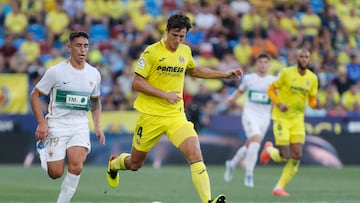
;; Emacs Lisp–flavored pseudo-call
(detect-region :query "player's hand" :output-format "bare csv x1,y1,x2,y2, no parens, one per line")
94,127,105,145
226,69,243,79
277,103,289,112
35,122,49,142
165,91,182,104
314,102,326,110
224,97,234,105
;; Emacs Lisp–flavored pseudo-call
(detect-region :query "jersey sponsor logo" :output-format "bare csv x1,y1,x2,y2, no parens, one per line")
248,90,271,104
55,89,90,111
290,85,308,93
156,66,184,73
66,94,88,106
137,57,145,69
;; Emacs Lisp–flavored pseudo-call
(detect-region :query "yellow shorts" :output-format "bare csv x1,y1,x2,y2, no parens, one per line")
133,113,197,152
272,118,306,145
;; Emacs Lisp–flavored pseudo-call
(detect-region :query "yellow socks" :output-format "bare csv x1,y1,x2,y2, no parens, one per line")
111,153,130,170
191,161,211,203
276,159,300,189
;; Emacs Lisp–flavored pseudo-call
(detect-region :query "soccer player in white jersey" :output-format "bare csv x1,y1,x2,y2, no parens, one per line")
30,31,105,203
224,53,276,187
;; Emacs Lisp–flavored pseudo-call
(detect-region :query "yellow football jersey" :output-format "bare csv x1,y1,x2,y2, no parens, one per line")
272,66,318,120
134,39,195,116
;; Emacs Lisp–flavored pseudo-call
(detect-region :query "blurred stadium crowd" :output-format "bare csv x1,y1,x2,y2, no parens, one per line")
1,0,360,131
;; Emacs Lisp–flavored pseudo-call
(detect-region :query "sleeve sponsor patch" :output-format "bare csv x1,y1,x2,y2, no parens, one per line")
137,57,145,69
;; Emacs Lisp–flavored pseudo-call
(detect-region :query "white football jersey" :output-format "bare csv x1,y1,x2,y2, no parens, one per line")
36,60,101,121
239,73,276,120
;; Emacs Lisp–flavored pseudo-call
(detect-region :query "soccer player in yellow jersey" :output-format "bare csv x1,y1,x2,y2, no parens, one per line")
106,13,242,203
260,49,324,197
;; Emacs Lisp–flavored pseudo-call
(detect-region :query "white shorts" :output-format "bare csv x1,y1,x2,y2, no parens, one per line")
241,113,270,140
44,119,91,162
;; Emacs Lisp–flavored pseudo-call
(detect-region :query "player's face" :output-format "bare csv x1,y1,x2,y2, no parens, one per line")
166,28,187,51
256,58,269,75
297,51,311,70
68,36,89,65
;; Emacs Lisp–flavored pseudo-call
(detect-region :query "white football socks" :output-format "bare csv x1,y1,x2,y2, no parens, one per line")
245,142,260,176
57,172,80,203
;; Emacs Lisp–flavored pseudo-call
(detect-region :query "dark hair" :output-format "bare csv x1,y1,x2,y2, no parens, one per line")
69,31,89,42
257,53,270,61
166,13,192,32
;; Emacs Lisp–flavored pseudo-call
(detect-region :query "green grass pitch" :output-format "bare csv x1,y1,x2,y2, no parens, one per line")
0,164,359,203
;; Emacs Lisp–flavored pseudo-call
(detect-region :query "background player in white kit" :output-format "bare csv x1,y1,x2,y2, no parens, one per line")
30,31,105,203
224,53,276,187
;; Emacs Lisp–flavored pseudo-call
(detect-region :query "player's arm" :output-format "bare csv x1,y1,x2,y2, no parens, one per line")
308,95,324,109
90,96,105,145
29,88,48,142
187,66,243,79
227,88,244,104
267,83,288,112
132,73,181,104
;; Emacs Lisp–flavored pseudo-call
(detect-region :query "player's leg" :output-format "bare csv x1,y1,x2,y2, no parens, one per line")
168,116,223,203
224,144,247,182
178,135,212,203
272,121,305,196
244,136,261,187
261,120,289,164
57,146,87,203
224,115,254,183
107,113,162,188
46,137,68,179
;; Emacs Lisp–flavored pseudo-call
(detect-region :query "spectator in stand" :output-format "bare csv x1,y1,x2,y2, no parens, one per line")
20,0,43,24
45,1,70,46
299,5,322,43
83,0,109,29
318,84,341,112
268,20,291,56
334,0,352,17
217,3,239,41
251,31,278,60
278,9,300,40
45,48,66,70
62,0,83,19
212,32,233,60
320,5,344,48
185,24,206,56
338,7,360,38
230,0,251,17
341,83,360,111
0,34,17,71
233,35,252,69
116,65,134,99
331,65,355,95
9,52,28,73
19,32,41,63
346,52,360,83
241,6,268,39
194,4,217,31
130,5,154,32
4,1,28,37
106,0,125,27
196,41,219,69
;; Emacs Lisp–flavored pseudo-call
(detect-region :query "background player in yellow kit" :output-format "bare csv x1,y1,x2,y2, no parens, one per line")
261,48,324,197
106,13,242,203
